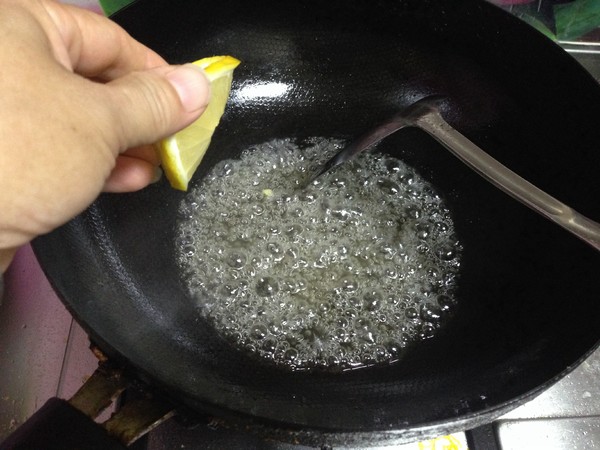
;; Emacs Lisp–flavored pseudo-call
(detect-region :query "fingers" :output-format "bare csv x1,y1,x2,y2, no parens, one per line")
121,144,160,166
103,154,161,193
103,144,161,193
103,63,210,151
40,0,166,79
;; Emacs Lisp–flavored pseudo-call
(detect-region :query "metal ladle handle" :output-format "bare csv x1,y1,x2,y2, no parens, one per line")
415,108,600,252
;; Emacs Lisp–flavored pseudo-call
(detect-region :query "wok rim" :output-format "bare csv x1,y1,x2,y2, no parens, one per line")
31,0,600,444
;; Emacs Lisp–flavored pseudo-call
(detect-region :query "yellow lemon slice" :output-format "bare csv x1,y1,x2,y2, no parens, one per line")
157,55,241,191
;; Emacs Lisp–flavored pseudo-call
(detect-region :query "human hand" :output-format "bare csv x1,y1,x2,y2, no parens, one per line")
0,0,210,271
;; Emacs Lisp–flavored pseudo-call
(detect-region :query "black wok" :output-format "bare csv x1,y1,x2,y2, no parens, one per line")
25,0,600,446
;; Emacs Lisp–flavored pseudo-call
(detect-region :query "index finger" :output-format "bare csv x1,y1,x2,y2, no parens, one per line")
42,0,167,80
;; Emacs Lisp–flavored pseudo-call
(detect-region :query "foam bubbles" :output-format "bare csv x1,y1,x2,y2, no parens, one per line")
177,137,462,372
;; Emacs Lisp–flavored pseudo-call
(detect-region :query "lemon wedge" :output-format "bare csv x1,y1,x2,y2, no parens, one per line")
157,55,240,191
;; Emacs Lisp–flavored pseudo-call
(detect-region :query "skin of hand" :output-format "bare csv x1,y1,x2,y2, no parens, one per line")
0,0,210,272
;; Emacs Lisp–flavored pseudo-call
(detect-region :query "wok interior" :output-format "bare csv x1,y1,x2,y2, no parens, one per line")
35,0,600,436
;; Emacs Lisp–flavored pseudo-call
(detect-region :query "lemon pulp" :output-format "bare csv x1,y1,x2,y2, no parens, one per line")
157,55,240,191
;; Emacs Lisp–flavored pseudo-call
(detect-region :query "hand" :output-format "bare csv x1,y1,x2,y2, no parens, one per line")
0,0,210,271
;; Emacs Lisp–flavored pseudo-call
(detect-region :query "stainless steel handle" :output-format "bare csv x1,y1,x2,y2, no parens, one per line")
416,110,600,251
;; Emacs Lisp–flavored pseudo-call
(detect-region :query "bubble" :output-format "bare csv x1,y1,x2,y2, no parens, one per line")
364,291,382,311
404,206,421,219
182,245,195,257
332,208,351,222
420,303,443,322
359,328,376,344
284,348,299,361
341,278,358,293
438,295,456,311
220,283,238,297
419,322,436,339
250,256,263,269
255,277,279,297
386,341,402,355
267,242,284,259
354,316,372,330
332,178,347,189
251,324,268,340
377,179,400,195
333,328,347,340
177,234,195,247
415,222,430,240
437,244,457,261
349,296,362,309
385,269,397,279
316,302,330,314
400,173,414,185
286,224,303,238
344,308,358,318
267,321,281,335
435,221,449,233
417,243,430,255
294,258,309,269
177,137,461,372
262,338,277,354
299,192,317,204
327,355,341,366
226,252,246,269
337,317,349,328
285,247,299,260
405,307,419,319
385,158,402,173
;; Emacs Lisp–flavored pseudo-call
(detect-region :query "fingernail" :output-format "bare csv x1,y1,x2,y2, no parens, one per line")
151,166,163,183
166,64,210,113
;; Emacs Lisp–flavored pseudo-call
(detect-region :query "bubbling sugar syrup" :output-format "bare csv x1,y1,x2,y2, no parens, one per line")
176,138,461,372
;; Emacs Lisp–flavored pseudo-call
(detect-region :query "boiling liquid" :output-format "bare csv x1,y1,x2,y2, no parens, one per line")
177,138,461,371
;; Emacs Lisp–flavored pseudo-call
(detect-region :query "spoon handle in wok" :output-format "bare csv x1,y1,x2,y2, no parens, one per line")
415,110,600,252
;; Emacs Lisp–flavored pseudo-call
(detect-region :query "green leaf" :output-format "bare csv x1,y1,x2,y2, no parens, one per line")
99,0,134,16
555,0,600,40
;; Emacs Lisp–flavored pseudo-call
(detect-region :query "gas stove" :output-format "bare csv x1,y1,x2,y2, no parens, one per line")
1,36,599,450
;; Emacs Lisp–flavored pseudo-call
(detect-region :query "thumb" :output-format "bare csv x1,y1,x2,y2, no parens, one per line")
104,64,210,151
